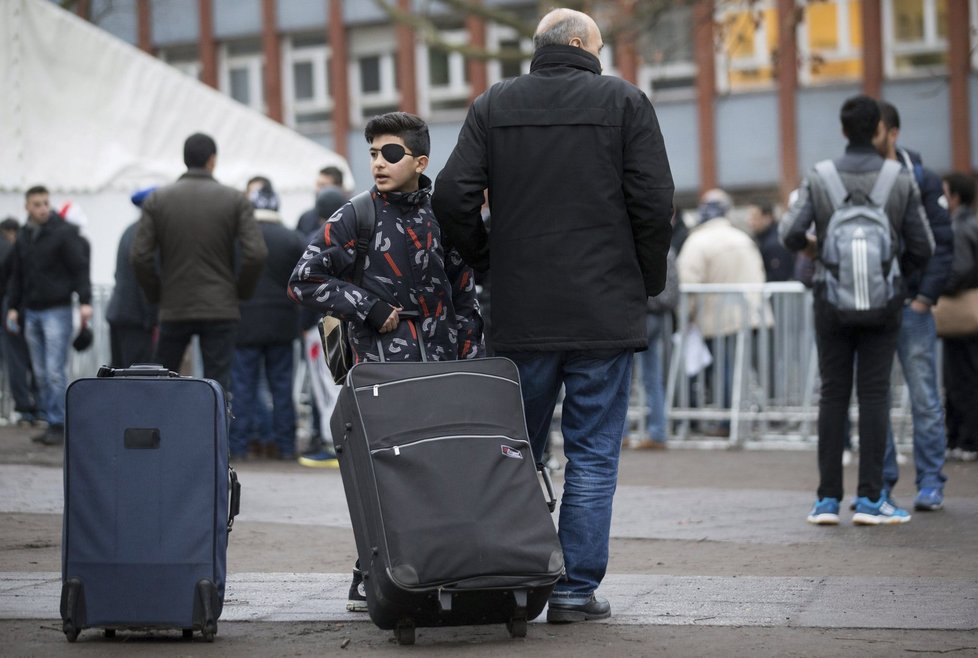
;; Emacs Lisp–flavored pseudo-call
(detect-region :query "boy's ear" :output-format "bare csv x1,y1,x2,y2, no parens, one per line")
416,154,428,174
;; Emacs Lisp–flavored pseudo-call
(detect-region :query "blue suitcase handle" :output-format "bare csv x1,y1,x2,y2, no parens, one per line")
97,364,180,378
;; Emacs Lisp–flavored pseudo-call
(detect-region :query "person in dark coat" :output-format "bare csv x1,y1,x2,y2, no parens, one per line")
747,201,796,282
0,217,42,425
431,8,674,623
130,133,267,393
941,171,978,462
6,185,93,445
106,187,159,368
230,180,307,461
295,166,345,236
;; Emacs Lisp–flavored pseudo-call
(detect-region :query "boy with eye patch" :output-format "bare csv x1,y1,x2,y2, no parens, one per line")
288,111,484,610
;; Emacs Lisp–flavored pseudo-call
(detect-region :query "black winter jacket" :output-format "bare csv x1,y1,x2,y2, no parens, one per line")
289,178,483,363
946,206,978,294
8,212,91,311
432,45,674,352
106,221,157,329
237,210,306,346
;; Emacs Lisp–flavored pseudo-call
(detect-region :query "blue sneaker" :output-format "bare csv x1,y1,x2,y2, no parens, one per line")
297,448,340,468
914,488,944,511
852,496,911,525
806,497,840,525
850,487,895,511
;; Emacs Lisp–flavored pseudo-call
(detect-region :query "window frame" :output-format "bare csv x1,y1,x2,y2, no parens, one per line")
218,43,265,113
796,0,863,86
281,36,334,134
714,0,778,93
485,23,531,84
882,0,949,77
348,26,400,124
417,28,471,118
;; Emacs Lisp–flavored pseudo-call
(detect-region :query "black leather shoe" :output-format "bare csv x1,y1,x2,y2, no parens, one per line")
40,425,64,446
546,595,611,623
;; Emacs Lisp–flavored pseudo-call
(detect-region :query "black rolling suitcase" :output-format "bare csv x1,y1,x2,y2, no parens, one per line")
330,357,564,645
60,365,240,642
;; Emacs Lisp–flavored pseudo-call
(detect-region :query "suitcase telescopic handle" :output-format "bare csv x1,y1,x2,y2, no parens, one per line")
228,467,241,533
538,464,557,513
97,364,180,378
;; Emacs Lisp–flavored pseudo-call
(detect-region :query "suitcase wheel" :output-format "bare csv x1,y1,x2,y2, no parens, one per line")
103,629,116,639
393,622,415,646
507,617,527,639
183,629,194,640
63,624,79,643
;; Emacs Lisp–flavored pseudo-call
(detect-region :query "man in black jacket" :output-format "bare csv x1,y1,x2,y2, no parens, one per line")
6,185,93,445
432,7,674,623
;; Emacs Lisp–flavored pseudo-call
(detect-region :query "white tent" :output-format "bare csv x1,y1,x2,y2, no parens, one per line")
0,0,353,284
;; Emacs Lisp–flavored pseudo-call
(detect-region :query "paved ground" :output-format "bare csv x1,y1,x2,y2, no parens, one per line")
1,422,977,656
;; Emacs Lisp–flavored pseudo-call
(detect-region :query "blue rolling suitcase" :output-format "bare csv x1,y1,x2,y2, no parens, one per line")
60,365,240,642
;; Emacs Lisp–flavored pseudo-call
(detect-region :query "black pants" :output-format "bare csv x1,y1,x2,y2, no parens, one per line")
109,323,155,369
814,304,899,501
943,335,978,452
154,320,238,393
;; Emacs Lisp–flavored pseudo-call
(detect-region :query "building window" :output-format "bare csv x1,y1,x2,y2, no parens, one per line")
636,3,696,100
349,27,400,123
486,24,531,84
219,42,264,112
883,0,948,76
798,0,863,84
159,45,201,81
282,36,333,135
714,1,778,92
418,29,470,115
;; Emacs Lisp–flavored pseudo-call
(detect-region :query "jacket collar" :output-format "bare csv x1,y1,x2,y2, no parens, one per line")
376,174,432,209
179,168,215,181
530,45,601,75
845,143,879,155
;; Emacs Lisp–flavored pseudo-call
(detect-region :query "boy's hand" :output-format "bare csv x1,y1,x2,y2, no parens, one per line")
379,307,402,334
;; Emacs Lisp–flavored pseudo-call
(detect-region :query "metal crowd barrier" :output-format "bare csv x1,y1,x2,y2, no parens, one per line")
642,282,914,448
0,284,918,450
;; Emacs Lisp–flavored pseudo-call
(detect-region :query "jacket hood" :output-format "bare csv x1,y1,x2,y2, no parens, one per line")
530,45,601,75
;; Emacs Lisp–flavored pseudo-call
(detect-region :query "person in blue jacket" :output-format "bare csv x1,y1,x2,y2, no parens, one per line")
876,101,954,512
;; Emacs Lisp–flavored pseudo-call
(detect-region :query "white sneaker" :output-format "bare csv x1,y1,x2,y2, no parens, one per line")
959,450,978,462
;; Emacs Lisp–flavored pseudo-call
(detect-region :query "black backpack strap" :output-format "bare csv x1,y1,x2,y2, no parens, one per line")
349,191,376,286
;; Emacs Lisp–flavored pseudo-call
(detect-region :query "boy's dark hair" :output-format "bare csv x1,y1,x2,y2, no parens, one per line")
184,132,217,168
25,185,48,199
364,112,430,157
944,172,976,207
839,95,881,145
878,100,900,131
320,166,344,187
1,217,20,232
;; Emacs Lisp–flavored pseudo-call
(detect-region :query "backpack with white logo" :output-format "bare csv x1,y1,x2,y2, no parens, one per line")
814,159,903,325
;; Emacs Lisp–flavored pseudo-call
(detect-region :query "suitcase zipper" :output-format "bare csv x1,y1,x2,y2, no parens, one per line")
355,371,518,397
370,434,530,457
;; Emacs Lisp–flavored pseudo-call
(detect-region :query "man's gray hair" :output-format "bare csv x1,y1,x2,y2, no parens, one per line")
533,10,591,50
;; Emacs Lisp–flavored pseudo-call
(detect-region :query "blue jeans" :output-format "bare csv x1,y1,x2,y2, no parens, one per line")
23,306,73,427
498,349,632,604
230,343,296,458
883,305,947,492
638,314,667,442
